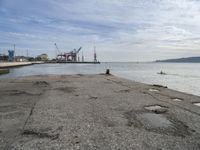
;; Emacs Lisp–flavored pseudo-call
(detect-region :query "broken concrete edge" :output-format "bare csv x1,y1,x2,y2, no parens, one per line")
144,105,169,114
22,129,59,140
144,104,169,109
153,84,168,88
171,97,184,101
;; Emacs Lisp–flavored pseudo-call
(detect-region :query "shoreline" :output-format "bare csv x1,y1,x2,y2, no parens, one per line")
0,74,200,149
0,62,33,68
0,61,100,68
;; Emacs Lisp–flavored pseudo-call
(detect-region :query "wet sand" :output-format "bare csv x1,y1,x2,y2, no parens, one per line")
0,74,200,149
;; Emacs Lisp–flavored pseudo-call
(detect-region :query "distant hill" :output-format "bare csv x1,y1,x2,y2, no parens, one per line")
156,57,200,63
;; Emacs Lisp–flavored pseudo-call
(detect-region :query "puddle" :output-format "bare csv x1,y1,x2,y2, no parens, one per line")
137,113,173,128
144,105,167,114
172,98,182,102
193,102,200,106
124,110,192,137
149,89,159,92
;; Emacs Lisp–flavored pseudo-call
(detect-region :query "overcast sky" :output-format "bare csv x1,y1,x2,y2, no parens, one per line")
0,0,200,61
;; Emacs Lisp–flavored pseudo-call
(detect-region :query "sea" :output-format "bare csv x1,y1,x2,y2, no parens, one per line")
0,62,200,96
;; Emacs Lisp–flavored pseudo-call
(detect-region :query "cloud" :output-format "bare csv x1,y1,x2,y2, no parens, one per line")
0,0,200,61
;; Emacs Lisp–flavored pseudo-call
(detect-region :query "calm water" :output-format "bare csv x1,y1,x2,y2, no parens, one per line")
0,62,200,96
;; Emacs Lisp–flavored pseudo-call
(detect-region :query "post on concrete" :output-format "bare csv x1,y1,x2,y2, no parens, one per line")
106,69,110,75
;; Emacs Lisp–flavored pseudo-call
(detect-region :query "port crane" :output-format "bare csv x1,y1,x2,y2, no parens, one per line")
55,43,64,60
55,43,82,62
67,47,82,61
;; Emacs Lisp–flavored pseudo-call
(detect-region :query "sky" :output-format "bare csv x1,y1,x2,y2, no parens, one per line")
0,0,200,61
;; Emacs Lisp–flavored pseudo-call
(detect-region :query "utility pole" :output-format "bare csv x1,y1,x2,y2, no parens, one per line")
13,44,15,61
78,54,80,62
82,50,84,62
27,49,28,57
94,46,97,62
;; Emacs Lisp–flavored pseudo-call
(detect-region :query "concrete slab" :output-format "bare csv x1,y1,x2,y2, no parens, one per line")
0,74,200,150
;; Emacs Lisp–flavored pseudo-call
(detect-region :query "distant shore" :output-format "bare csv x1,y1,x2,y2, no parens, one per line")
156,56,200,63
0,74,200,149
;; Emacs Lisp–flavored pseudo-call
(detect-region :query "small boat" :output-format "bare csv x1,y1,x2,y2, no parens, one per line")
157,71,167,75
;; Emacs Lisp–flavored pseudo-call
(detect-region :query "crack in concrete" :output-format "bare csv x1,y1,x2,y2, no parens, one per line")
22,129,59,140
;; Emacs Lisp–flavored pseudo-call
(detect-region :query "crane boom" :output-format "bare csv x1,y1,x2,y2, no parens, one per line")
54,43,61,54
76,47,82,54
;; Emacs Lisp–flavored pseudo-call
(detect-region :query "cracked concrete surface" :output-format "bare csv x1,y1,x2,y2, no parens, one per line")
0,74,200,150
